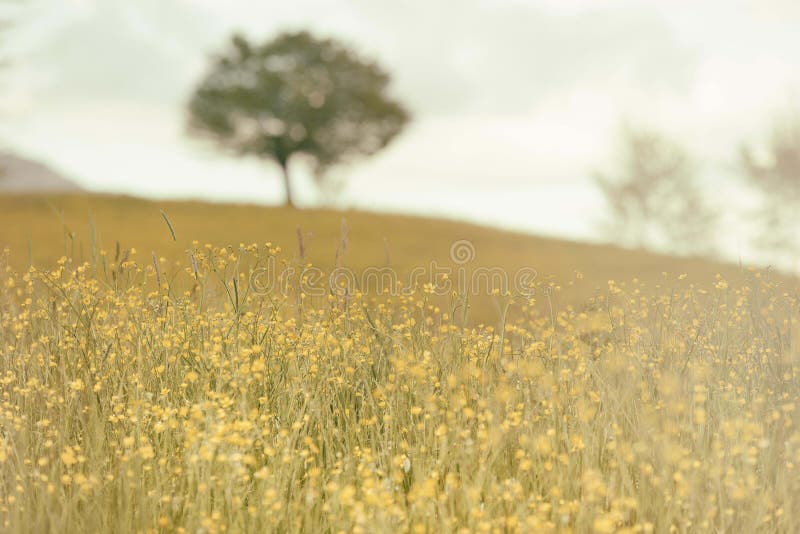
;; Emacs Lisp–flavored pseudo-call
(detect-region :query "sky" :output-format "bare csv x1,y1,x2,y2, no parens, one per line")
1,0,799,267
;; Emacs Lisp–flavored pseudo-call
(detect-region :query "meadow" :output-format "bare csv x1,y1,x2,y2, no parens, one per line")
0,193,746,285
0,194,799,532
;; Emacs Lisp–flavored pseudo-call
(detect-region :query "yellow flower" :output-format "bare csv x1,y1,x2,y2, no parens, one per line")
138,445,155,460
593,515,616,533
61,448,77,466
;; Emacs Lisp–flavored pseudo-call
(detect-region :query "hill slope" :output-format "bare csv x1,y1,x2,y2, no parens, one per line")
0,153,83,193
0,193,768,297
2,195,798,532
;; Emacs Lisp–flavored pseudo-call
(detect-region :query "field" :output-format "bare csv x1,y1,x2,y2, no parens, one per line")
1,193,799,532
0,194,749,281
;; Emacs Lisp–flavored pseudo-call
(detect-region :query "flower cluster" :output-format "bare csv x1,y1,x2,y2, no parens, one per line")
0,244,798,533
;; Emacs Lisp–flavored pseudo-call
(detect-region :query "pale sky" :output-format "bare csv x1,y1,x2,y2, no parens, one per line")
1,0,799,266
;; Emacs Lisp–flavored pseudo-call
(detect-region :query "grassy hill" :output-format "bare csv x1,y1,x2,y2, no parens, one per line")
2,192,800,532
0,193,748,269
0,193,789,323
0,194,784,324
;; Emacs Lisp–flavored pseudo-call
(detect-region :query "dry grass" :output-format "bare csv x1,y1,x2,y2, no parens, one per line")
0,193,798,532
0,192,776,324
0,193,750,283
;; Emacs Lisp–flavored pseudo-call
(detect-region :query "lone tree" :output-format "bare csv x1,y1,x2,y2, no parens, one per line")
741,114,800,260
187,31,409,207
595,126,717,256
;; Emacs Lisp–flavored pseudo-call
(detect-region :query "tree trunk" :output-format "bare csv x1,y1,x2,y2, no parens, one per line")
279,160,295,208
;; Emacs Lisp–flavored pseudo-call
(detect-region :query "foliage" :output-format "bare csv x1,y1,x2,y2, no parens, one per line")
187,31,410,206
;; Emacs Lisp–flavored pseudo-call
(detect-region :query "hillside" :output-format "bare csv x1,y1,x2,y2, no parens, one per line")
2,194,799,533
1,194,779,306
0,152,83,193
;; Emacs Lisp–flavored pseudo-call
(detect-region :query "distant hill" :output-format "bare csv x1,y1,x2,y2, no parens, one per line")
0,152,83,193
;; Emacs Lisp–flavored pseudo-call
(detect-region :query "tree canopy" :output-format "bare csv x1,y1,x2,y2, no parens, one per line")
187,31,410,207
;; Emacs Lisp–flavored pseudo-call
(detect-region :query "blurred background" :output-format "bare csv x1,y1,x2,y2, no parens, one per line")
0,0,798,271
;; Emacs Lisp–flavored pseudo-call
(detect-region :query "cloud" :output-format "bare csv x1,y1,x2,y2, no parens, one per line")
12,0,216,107
11,0,697,118
323,0,698,115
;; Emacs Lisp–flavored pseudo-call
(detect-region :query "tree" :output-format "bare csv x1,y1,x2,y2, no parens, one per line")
187,31,410,207
741,114,800,261
595,126,717,256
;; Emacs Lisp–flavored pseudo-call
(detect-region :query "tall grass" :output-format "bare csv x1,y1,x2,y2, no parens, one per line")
0,241,798,533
